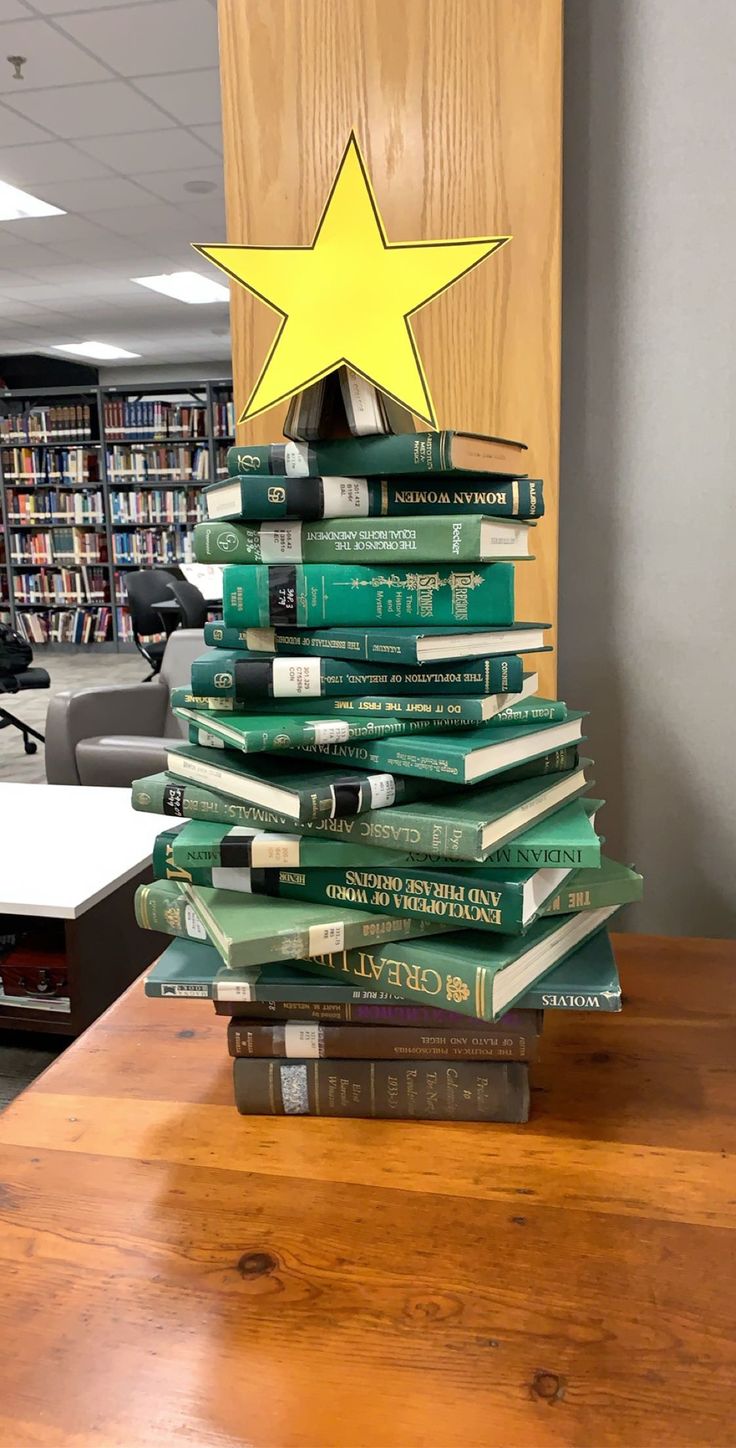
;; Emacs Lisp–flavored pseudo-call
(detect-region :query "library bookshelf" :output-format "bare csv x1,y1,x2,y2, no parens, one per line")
0,379,233,648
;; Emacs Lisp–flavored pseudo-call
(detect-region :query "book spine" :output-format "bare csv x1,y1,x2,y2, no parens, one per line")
193,650,524,698
233,1057,530,1120
182,713,433,752
486,840,601,869
196,515,508,565
302,937,503,1022
220,1003,542,1029
180,694,510,723
227,435,452,478
497,747,579,783
212,863,525,933
493,699,567,725
222,563,515,629
228,1020,538,1060
210,477,543,520
135,881,197,944
541,868,642,916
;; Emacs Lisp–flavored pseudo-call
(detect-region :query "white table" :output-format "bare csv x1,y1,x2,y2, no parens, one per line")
0,783,169,1034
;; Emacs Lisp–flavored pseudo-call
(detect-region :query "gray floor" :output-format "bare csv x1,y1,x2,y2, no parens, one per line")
0,648,149,1104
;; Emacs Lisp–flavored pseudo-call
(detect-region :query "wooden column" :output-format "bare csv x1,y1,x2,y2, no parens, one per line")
217,0,563,690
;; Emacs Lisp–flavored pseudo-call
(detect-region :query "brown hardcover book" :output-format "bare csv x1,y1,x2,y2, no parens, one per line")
228,1020,537,1061
233,1058,529,1121
215,1000,542,1031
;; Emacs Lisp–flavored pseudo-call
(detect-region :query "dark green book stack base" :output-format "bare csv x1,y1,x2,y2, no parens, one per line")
131,411,642,1123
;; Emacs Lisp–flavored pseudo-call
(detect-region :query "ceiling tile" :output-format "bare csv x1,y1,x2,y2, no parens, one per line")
0,101,52,144
48,231,154,261
0,213,107,243
0,139,112,185
2,80,174,138
92,200,189,236
0,18,111,93
134,164,223,205
28,0,156,12
191,123,222,154
0,239,61,271
76,127,217,175
56,0,219,77
0,2,35,20
37,175,161,212
133,68,221,125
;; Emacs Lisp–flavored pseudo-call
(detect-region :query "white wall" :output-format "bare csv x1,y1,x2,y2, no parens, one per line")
560,0,736,935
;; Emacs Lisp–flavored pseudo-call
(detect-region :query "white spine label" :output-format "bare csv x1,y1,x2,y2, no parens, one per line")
215,980,255,1001
283,442,310,477
284,1022,322,1059
250,833,301,867
311,720,351,744
271,658,321,698
211,866,253,892
321,478,370,516
307,920,346,955
184,904,207,941
368,773,397,808
258,521,303,562
197,728,225,749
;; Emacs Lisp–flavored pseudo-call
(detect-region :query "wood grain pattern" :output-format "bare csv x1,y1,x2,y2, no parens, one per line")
0,933,734,1447
217,0,562,694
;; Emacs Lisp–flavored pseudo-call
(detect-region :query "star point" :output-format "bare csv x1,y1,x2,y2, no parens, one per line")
195,133,510,427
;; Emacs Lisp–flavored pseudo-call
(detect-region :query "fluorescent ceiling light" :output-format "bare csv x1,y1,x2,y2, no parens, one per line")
0,179,65,222
52,342,141,361
132,270,229,304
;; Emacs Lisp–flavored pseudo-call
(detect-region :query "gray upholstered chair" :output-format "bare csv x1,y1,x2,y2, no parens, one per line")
45,629,204,787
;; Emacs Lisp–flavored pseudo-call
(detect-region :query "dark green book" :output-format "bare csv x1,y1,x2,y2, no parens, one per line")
286,713,585,785
171,675,546,725
146,928,621,1016
190,648,525,700
165,742,437,822
157,796,602,876
153,825,573,935
542,858,643,915
135,878,448,969
222,562,514,630
194,514,533,565
175,704,467,753
298,903,620,1021
204,473,544,522
227,431,528,479
232,1057,530,1121
132,753,589,862
205,619,550,664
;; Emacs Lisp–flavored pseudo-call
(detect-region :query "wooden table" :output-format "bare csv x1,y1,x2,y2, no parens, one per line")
0,933,734,1447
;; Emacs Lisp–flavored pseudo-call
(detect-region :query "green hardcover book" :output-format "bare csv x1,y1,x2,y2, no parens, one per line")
226,431,528,478
156,796,602,877
222,561,515,629
205,620,550,664
286,713,585,786
194,515,533,565
146,929,621,1016
232,1057,530,1121
175,704,472,753
541,858,643,915
190,647,526,699
165,742,438,822
171,674,541,724
135,878,448,970
204,474,544,523
153,839,573,935
132,754,589,862
298,903,621,1022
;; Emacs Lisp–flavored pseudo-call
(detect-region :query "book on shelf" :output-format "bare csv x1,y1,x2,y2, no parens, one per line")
0,403,93,443
132,755,589,862
193,514,534,564
283,367,414,441
203,473,544,523
151,795,603,876
226,430,528,478
207,620,551,664
189,647,528,700
221,561,515,629
232,1056,530,1120
103,399,207,442
135,876,448,968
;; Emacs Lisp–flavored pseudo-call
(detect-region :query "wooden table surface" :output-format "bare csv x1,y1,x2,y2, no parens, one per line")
0,932,734,1448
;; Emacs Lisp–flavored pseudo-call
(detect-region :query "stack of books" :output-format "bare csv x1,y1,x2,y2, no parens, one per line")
131,384,642,1122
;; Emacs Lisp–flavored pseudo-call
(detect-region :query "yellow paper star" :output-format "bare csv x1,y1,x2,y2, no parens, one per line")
194,134,510,427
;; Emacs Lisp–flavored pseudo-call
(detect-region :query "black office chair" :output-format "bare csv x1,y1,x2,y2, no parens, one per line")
166,579,208,629
124,569,180,681
0,669,49,755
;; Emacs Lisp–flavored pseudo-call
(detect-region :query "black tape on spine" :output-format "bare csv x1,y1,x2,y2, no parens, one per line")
163,783,186,816
268,565,298,625
220,833,254,867
234,658,275,700
248,868,281,896
330,778,364,817
284,479,326,521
